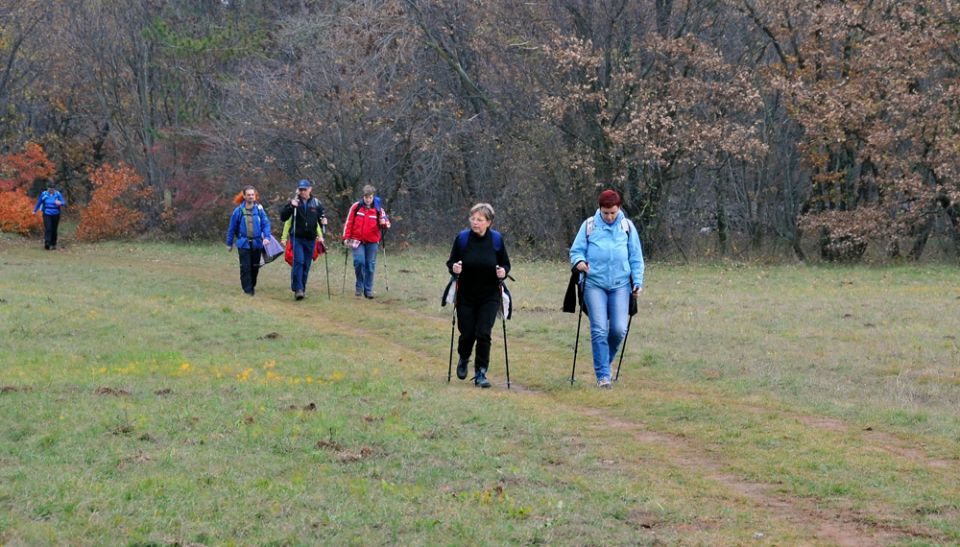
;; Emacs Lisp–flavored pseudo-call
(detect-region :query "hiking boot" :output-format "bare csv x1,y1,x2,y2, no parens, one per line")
456,357,469,380
475,368,491,389
295,290,304,300
597,377,612,389
364,293,374,299
355,290,362,297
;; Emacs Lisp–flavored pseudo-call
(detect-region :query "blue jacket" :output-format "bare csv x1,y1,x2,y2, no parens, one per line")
226,203,272,250
569,209,644,290
33,191,65,216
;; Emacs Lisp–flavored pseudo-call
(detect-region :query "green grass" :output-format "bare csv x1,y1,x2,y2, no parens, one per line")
1,235,959,544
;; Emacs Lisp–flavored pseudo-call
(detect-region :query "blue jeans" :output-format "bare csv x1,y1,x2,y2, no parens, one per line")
583,283,630,381
353,242,378,296
290,238,314,292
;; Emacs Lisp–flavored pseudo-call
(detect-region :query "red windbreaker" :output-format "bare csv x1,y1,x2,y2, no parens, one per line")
343,202,389,243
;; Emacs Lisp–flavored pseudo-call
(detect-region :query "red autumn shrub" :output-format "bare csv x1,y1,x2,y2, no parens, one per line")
0,142,55,192
0,190,44,235
0,143,55,235
76,163,151,241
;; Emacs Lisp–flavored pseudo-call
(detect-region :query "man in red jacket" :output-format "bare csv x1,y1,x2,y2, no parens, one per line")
343,185,390,298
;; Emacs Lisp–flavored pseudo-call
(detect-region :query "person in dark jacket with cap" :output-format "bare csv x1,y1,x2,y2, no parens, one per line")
33,181,65,250
279,179,327,300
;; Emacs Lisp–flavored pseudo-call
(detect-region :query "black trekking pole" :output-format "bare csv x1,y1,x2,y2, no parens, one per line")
447,304,457,383
614,314,632,381
570,306,583,385
499,279,511,390
615,293,637,381
570,272,585,385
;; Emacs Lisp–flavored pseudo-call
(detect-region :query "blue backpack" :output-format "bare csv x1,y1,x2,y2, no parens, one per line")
444,229,511,319
456,228,504,252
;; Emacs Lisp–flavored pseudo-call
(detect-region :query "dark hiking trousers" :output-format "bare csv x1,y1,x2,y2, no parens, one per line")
456,296,500,372
43,213,60,248
238,246,263,294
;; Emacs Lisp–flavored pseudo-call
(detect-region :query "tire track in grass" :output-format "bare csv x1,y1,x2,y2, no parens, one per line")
352,306,955,544
574,406,945,545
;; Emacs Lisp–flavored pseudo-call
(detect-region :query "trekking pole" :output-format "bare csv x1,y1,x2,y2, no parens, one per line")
341,245,349,295
615,293,637,381
447,305,457,383
380,228,389,292
324,242,331,300
292,198,298,278
499,278,511,390
570,272,585,385
614,314,632,381
571,306,583,385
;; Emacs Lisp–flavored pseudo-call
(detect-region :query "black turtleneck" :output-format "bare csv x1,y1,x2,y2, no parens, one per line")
446,229,510,303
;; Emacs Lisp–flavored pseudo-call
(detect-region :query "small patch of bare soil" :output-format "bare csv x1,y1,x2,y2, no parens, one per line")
117,451,152,470
315,440,378,463
95,386,130,396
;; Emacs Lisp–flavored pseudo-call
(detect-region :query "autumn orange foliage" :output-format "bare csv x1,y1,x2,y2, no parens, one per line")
0,191,44,235
0,143,55,235
75,163,150,241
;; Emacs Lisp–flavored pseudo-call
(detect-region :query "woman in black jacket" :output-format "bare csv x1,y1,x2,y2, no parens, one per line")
446,203,510,388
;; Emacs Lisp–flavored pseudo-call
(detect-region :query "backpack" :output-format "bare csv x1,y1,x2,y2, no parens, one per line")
585,216,631,239
237,204,268,240
349,196,383,227
443,228,511,319
564,215,638,317
455,228,504,252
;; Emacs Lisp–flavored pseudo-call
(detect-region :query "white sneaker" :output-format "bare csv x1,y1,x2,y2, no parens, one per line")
597,377,612,389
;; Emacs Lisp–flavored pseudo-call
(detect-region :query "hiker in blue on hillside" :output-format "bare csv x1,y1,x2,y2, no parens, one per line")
569,189,644,389
33,180,65,250
226,185,272,296
446,203,510,388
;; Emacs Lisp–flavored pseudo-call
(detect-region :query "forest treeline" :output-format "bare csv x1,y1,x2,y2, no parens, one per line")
2,0,960,261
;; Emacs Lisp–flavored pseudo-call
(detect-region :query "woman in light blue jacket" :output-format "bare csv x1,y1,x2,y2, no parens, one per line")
569,189,644,389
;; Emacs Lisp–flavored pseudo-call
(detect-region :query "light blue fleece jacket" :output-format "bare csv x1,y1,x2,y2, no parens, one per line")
569,209,644,290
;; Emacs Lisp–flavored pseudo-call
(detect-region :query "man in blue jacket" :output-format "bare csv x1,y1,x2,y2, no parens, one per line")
33,182,65,250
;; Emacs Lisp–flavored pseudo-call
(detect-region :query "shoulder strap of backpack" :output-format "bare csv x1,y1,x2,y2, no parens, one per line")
457,229,502,252
586,216,630,239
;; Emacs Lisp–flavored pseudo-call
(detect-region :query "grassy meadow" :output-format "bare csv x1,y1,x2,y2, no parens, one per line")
1,233,959,545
